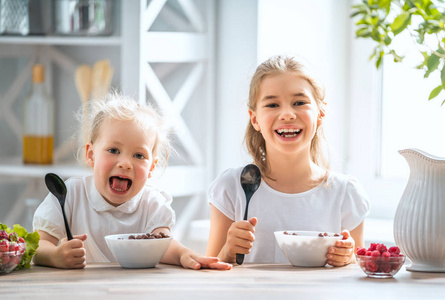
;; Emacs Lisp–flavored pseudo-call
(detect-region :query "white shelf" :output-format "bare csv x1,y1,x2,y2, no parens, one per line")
0,36,122,46
0,158,206,197
0,1,214,239
0,158,91,179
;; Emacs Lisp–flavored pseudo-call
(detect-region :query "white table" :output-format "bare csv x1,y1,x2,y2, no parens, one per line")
1,262,445,299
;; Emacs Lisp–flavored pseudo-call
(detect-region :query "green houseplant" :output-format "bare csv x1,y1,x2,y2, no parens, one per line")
351,0,445,105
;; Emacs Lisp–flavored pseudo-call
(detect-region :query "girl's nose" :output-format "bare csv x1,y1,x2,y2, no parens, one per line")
279,106,296,120
117,158,132,170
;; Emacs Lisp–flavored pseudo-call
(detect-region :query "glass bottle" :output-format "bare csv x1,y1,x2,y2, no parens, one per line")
22,64,55,164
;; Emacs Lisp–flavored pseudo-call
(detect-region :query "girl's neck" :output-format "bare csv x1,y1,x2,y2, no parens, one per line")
263,152,326,194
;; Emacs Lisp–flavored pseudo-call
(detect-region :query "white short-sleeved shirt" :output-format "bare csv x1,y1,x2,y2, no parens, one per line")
33,175,175,263
208,167,370,264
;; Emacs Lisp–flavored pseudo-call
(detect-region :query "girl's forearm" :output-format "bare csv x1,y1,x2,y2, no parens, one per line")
33,240,57,267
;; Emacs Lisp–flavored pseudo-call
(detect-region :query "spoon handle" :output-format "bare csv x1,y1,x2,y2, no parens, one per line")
236,253,245,265
62,209,73,240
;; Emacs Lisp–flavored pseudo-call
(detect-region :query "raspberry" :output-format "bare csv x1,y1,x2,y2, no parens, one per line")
1,253,10,265
381,251,391,261
368,243,379,251
376,244,387,253
9,242,18,253
366,260,378,272
380,263,392,273
9,255,21,266
0,239,9,252
388,246,400,255
0,230,8,240
366,250,373,256
356,247,367,255
8,232,18,243
18,237,25,243
371,250,381,259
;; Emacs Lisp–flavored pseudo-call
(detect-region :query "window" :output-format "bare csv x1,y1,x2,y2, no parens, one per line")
380,31,445,178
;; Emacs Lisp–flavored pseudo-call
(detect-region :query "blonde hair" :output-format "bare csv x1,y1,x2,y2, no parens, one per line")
77,92,171,169
245,55,330,175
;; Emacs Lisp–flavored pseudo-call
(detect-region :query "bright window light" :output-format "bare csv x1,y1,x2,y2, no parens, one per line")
380,30,445,178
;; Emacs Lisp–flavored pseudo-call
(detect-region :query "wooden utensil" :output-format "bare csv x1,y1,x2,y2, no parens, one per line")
75,64,92,103
91,59,112,100
75,64,93,144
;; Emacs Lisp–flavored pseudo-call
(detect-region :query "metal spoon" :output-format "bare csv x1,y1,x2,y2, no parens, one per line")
236,164,261,265
44,173,73,240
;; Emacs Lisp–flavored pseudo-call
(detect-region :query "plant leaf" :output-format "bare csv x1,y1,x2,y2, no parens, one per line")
425,53,440,77
391,12,411,35
356,27,372,37
377,0,391,9
376,54,383,68
442,65,445,89
428,85,443,100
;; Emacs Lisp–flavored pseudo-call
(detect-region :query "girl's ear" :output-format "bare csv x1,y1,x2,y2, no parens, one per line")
317,110,325,126
85,143,95,168
249,109,261,132
148,157,158,179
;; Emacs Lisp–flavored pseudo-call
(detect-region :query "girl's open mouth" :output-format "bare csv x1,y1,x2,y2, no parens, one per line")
109,176,132,192
275,128,301,138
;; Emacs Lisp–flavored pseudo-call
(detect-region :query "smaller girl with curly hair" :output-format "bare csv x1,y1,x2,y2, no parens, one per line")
33,92,232,270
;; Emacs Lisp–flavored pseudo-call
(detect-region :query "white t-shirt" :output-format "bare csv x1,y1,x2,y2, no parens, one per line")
33,175,175,263
208,167,370,264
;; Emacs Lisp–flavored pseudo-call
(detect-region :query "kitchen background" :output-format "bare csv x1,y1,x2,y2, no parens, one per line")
0,0,444,254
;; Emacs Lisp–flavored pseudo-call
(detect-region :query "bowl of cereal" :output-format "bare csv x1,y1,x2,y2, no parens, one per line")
105,232,172,269
274,231,343,267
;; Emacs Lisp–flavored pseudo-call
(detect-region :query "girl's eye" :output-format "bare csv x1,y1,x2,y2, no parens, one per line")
265,103,278,108
134,153,146,160
294,101,306,106
108,148,119,154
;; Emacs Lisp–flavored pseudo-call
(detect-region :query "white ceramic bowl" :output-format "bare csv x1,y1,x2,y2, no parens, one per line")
274,231,343,267
105,233,172,268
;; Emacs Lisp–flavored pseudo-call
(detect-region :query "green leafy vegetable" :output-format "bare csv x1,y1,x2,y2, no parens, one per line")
0,223,40,270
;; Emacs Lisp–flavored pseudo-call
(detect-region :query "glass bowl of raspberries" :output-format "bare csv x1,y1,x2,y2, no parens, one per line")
0,230,26,275
356,243,405,278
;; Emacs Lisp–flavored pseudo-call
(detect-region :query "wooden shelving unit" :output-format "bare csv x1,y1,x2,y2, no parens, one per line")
0,0,215,240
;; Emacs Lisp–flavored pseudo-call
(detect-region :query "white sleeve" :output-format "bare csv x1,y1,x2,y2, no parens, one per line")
144,189,176,233
33,192,66,241
340,176,370,231
207,168,239,221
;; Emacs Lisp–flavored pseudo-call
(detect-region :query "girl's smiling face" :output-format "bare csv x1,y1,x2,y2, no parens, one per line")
249,72,321,158
85,118,157,206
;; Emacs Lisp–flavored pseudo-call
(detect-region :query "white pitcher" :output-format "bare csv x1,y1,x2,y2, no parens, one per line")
394,148,445,272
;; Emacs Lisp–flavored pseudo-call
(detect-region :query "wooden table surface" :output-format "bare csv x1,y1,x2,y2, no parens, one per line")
1,262,445,299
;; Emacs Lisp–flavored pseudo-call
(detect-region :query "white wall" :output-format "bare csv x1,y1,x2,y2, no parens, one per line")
214,0,353,177
213,0,259,177
258,0,352,171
